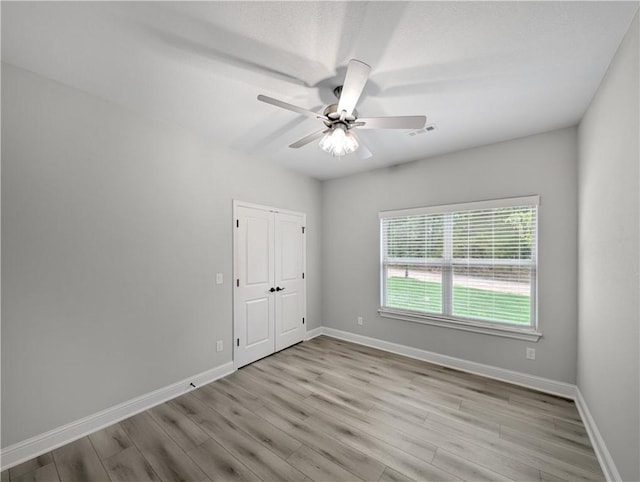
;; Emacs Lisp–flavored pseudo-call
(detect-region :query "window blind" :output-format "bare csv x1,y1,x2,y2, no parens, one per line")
380,197,538,328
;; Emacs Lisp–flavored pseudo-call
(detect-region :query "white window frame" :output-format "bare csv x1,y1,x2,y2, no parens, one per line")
379,196,542,342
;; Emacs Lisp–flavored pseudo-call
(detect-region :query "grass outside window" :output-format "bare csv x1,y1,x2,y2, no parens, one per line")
386,276,530,325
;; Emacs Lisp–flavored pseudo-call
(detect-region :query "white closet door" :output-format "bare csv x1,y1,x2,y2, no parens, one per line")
274,212,306,351
233,202,306,368
234,206,275,368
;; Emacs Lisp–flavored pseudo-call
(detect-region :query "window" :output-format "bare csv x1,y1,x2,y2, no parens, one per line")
379,196,540,340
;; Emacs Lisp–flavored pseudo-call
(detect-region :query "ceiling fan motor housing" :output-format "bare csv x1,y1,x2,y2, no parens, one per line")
322,103,357,128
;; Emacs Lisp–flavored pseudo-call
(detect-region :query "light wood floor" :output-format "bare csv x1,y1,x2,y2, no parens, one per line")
2,336,604,482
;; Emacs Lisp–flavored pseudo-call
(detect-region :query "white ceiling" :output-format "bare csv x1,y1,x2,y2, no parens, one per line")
2,1,638,180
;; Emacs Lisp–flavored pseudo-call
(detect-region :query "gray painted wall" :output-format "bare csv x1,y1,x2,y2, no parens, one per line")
1,63,322,447
322,128,578,383
577,12,639,482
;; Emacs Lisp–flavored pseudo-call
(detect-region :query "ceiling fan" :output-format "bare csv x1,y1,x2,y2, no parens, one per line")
257,59,426,158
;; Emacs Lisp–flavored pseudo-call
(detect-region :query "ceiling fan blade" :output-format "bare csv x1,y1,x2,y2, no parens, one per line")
351,132,372,160
337,59,371,117
356,115,426,130
358,144,373,160
258,95,327,120
289,129,330,148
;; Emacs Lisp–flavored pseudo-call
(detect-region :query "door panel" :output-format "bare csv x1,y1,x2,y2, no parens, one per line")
274,212,305,351
279,292,300,333
280,219,301,281
245,299,270,346
246,216,270,285
234,206,275,368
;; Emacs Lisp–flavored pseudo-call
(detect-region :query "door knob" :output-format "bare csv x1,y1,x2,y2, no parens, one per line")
269,287,276,292
276,286,285,292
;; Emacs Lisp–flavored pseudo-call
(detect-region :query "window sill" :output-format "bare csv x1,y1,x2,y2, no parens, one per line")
378,308,542,342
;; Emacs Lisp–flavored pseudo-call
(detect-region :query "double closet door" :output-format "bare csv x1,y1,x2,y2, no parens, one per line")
233,202,306,368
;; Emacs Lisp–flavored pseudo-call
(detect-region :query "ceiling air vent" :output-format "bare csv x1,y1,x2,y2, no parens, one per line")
408,124,436,136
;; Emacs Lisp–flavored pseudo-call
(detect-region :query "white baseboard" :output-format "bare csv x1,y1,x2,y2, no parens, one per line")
304,326,324,340
0,362,235,471
575,389,622,482
320,327,576,398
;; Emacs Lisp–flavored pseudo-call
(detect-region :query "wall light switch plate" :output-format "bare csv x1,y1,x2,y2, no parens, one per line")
216,340,223,352
216,273,223,284
526,347,536,360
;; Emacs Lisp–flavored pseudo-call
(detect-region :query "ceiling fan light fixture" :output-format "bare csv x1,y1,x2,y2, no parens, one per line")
319,125,359,157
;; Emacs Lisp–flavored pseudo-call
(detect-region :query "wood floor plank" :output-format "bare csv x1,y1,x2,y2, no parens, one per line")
485,380,574,407
148,399,209,452
302,376,375,413
188,401,307,481
255,401,386,481
52,437,109,482
212,377,314,422
241,363,314,399
508,394,582,422
120,411,207,482
187,437,261,482
499,425,601,473
352,372,464,413
315,370,372,392
8,453,53,480
503,418,594,454
430,392,585,448
304,408,458,481
169,392,210,417
431,449,516,482
554,417,589,436
315,371,432,415
285,347,350,373
192,385,303,459
89,423,133,461
257,355,324,388
10,463,59,482
460,399,557,432
378,467,414,482
103,445,161,482
422,414,603,481
412,417,544,482
540,470,570,481
227,368,308,408
424,407,502,438
367,405,427,429
287,444,363,481
262,351,325,379
211,376,265,412
409,369,514,408
304,392,440,463
307,389,542,482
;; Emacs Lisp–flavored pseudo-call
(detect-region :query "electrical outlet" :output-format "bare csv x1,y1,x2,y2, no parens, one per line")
216,340,224,352
357,316,363,325
526,347,536,360
216,273,223,284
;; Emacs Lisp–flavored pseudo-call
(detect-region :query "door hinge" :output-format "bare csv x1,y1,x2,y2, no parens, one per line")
302,272,305,279
236,279,239,287
302,317,305,324
302,226,305,234
236,338,240,347
236,220,239,228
